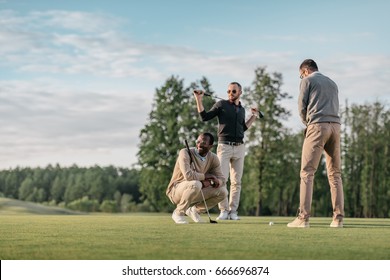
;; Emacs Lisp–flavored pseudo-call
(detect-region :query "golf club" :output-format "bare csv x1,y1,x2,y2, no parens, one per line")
193,90,223,100
194,90,264,118
185,139,217,224
199,187,217,224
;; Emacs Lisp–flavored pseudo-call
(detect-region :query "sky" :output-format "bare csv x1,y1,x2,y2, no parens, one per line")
1,0,389,170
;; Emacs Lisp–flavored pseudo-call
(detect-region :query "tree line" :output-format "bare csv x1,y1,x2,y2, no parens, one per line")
0,165,147,213
1,67,389,217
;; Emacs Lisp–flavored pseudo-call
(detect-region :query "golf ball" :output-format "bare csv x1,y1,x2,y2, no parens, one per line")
269,221,274,226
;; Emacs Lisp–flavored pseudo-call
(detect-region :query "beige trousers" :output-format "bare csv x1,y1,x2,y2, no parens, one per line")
169,180,228,215
299,122,344,220
217,143,246,213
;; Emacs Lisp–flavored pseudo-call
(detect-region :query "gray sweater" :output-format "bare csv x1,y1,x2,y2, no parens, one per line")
298,71,340,126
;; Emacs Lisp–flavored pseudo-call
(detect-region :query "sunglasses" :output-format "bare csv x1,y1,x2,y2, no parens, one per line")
227,90,238,94
196,140,209,145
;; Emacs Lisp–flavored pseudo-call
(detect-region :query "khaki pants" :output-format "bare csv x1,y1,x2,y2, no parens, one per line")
217,143,246,213
300,123,344,220
169,180,228,215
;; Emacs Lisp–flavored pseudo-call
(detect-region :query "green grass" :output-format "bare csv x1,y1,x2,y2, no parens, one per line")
0,197,82,215
1,213,389,260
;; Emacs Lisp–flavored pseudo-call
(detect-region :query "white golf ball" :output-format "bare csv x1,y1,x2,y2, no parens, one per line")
269,221,274,226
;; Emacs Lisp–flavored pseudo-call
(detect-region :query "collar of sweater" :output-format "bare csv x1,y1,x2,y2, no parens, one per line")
194,149,208,161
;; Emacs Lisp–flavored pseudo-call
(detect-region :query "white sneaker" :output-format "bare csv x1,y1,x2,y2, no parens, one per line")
186,206,204,223
216,211,229,220
229,212,240,220
330,220,343,228
172,211,188,224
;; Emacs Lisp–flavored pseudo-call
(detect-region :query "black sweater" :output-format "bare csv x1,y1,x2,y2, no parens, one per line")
200,100,248,143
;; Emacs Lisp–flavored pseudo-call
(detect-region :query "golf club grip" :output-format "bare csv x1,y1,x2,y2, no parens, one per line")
184,140,195,168
194,90,212,97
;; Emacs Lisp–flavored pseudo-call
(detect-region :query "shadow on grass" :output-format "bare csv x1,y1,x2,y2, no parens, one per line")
344,224,390,228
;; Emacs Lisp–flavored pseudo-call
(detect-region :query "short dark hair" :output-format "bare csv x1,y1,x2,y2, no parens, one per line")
229,82,242,91
300,59,318,71
201,132,214,145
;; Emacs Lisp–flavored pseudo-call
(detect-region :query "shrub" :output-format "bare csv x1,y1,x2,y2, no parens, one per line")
100,200,119,213
67,196,100,212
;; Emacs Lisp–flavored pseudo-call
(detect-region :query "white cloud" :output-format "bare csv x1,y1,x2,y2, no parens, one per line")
0,79,151,169
29,10,124,33
324,54,390,103
0,8,388,169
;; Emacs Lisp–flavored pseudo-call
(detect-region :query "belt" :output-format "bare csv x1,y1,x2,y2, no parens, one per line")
219,141,243,146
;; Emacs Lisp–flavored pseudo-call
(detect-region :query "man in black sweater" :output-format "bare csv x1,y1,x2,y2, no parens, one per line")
194,82,258,220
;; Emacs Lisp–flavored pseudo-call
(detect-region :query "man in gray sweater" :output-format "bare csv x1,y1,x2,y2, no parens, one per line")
288,59,344,228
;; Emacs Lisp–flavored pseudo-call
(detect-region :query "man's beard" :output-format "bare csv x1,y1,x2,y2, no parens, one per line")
229,95,239,102
197,147,207,156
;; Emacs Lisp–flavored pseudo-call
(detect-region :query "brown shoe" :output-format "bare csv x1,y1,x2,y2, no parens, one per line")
287,217,309,228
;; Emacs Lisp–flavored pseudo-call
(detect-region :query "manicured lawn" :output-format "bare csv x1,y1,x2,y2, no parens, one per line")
1,214,389,260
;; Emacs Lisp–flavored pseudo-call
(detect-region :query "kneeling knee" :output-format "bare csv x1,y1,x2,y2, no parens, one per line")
191,180,202,191
219,187,228,198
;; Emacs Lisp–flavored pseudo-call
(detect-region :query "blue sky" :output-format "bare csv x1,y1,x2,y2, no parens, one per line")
1,0,389,169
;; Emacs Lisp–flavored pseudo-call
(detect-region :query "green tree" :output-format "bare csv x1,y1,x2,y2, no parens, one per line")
51,176,65,204
116,168,141,203
138,76,189,211
19,177,35,201
100,200,119,213
64,173,88,204
184,77,218,148
342,102,390,217
67,196,100,212
138,76,219,211
85,167,107,203
3,168,27,198
241,66,293,216
0,165,143,212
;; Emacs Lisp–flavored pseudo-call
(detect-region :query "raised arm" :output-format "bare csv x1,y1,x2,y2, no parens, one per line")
193,90,205,113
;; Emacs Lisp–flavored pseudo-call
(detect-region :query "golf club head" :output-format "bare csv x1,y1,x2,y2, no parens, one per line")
209,219,218,224
259,111,264,118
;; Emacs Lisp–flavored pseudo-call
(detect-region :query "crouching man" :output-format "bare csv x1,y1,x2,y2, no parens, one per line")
166,132,227,224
